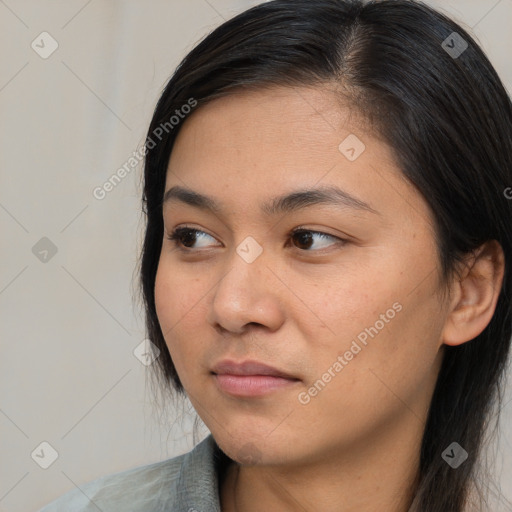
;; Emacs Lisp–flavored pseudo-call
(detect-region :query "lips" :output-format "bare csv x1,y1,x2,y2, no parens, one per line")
211,359,298,379
211,359,300,397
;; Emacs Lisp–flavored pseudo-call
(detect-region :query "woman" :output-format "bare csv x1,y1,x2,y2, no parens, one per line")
39,0,512,510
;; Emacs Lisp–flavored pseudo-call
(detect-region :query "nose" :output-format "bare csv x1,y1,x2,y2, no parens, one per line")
207,247,286,335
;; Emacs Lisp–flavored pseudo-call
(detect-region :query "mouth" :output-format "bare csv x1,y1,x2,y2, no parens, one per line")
211,359,301,398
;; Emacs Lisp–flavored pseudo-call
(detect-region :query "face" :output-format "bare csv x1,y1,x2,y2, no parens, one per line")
154,85,448,467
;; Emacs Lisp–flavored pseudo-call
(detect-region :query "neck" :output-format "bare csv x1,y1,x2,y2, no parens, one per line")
220,413,423,512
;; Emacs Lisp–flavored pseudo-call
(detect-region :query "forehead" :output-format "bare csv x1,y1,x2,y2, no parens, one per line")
173,85,355,153
164,85,433,232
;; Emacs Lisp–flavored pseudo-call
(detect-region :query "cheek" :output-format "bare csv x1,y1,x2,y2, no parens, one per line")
295,263,443,417
154,262,181,337
154,257,210,368
155,255,201,329
303,295,442,434
295,272,396,359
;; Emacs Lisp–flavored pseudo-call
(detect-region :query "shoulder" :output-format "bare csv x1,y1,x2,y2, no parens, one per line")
37,434,226,512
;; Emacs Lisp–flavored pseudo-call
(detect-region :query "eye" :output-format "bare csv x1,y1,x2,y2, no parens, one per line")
166,227,219,251
288,228,344,251
166,226,345,253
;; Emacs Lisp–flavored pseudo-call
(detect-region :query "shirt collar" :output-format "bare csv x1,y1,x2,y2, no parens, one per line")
175,434,232,512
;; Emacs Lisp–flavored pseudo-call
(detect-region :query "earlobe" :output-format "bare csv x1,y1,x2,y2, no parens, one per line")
442,240,505,347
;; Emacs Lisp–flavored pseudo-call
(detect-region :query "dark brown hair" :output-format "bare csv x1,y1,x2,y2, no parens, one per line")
138,1,512,509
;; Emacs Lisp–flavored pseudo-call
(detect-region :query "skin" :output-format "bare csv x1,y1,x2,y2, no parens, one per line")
154,85,505,512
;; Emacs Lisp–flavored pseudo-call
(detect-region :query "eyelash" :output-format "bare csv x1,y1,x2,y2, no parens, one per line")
166,226,346,254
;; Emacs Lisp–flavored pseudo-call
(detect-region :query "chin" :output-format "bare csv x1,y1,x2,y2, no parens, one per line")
210,424,296,466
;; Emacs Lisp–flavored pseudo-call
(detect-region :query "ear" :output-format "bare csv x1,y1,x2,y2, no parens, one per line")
442,240,505,347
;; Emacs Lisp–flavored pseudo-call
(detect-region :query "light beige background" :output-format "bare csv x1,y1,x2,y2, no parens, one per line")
0,1,511,511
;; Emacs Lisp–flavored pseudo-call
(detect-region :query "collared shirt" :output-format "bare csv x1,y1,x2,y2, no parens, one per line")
38,434,231,512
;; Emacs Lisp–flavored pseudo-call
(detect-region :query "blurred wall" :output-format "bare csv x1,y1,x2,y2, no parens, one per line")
0,1,511,511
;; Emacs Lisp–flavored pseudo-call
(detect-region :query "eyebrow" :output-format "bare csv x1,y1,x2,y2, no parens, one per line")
162,185,379,216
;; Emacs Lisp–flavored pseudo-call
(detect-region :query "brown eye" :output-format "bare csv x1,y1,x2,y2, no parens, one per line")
167,227,218,250
289,229,344,251
177,228,198,248
292,230,314,250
